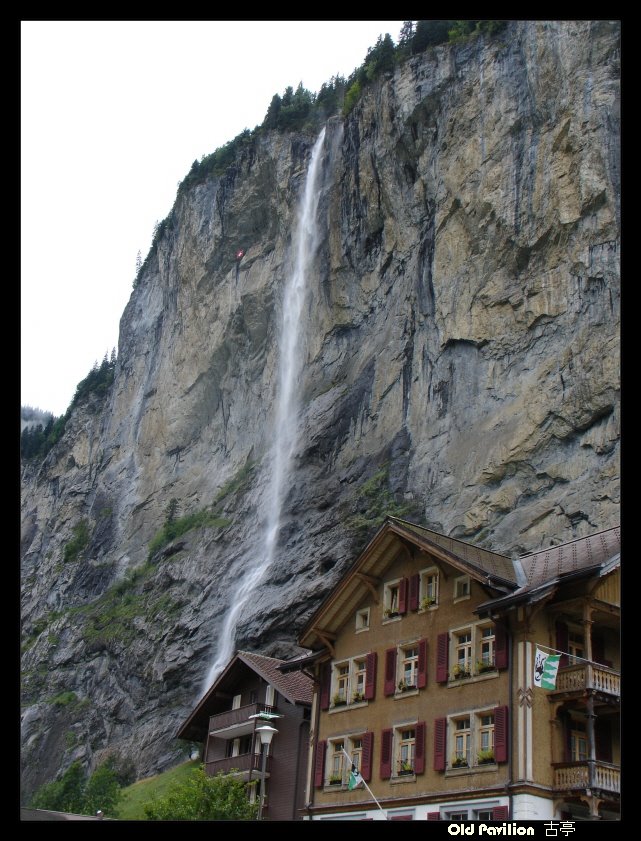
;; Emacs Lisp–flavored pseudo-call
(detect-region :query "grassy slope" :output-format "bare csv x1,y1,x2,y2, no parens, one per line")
116,760,200,820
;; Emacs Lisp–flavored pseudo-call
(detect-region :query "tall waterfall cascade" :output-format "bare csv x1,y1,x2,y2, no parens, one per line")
203,127,328,690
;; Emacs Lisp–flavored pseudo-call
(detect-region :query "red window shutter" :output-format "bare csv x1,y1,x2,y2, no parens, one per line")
556,621,569,668
494,624,508,670
319,662,331,711
362,731,374,782
380,728,393,779
434,717,446,771
494,705,509,763
314,740,326,787
409,573,420,611
427,812,441,821
417,638,428,688
384,647,397,696
414,721,426,774
399,577,408,613
493,806,509,820
436,632,449,683
364,652,377,700
390,816,413,820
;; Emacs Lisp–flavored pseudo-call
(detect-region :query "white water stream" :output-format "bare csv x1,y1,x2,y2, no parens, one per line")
203,127,327,689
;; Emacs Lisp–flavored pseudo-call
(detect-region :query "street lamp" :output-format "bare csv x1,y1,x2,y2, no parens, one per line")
255,723,278,820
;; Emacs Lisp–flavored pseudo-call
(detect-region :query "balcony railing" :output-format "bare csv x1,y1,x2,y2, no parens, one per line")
208,703,276,734
550,664,620,699
553,761,620,794
205,753,272,778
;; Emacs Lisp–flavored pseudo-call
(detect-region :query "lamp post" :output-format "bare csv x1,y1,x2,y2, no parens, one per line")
255,723,278,820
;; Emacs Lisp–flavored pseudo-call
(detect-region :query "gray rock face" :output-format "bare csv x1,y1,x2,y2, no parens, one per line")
20,20,620,799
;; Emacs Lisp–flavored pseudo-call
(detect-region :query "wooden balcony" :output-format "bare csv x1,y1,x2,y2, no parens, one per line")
553,761,620,795
208,703,276,738
548,664,620,702
205,753,272,779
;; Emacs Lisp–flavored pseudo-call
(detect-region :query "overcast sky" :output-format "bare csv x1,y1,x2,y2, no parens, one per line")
21,20,405,418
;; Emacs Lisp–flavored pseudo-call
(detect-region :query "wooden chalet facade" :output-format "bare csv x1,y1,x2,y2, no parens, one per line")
176,650,313,821
292,518,620,821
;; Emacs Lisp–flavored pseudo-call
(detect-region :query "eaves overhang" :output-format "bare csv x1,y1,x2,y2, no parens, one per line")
474,554,621,615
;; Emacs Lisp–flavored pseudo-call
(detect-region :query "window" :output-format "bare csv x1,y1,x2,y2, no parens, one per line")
570,719,587,761
400,646,419,690
384,640,428,695
380,722,426,779
334,663,350,705
328,739,345,785
355,607,370,632
569,630,585,665
453,717,471,767
443,622,505,681
478,714,495,763
398,728,416,775
420,567,439,608
454,630,473,678
437,707,507,771
454,574,471,601
353,658,367,700
439,805,507,821
314,733,374,788
327,653,377,708
384,580,401,617
351,737,363,772
478,626,496,672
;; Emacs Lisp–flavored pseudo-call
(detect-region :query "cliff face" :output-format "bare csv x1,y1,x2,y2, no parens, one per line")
20,20,620,797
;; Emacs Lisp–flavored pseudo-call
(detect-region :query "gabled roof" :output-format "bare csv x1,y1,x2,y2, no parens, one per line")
298,518,621,650
298,516,517,650
236,651,313,705
476,527,621,613
175,650,313,742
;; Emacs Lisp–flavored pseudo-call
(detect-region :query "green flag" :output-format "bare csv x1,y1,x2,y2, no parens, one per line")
534,647,561,689
348,764,364,790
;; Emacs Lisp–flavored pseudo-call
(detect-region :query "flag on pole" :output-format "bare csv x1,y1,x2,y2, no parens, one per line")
534,647,561,689
348,763,364,790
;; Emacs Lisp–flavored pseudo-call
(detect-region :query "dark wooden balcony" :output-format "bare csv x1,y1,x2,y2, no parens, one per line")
548,664,620,703
553,760,620,796
208,703,276,737
205,752,272,779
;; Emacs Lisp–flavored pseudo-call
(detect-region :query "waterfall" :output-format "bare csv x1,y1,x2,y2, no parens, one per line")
203,127,328,690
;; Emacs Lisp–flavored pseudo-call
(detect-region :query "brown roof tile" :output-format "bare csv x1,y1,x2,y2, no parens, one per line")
238,651,313,705
518,526,620,587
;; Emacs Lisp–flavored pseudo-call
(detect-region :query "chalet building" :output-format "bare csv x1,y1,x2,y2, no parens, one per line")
176,650,313,821
289,517,620,821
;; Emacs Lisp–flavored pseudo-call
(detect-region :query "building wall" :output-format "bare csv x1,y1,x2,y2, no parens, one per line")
312,548,511,813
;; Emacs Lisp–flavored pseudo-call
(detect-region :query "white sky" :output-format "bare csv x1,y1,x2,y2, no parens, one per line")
21,20,405,418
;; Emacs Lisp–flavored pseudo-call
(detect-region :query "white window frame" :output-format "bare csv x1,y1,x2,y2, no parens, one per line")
355,607,370,632
398,644,419,691
392,723,417,777
568,627,585,665
449,621,500,680
383,578,402,618
325,734,365,787
447,707,498,770
453,574,471,602
419,566,439,609
331,653,369,707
